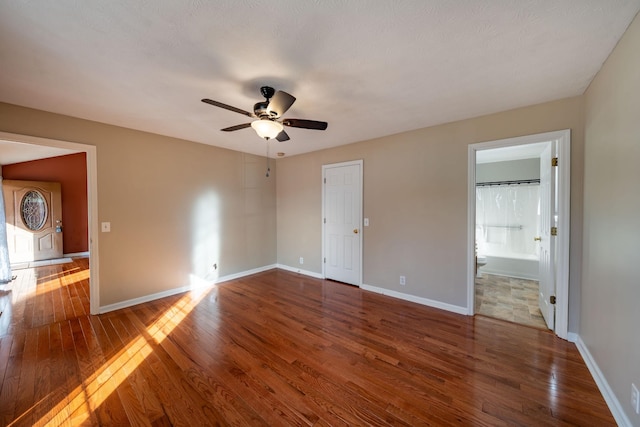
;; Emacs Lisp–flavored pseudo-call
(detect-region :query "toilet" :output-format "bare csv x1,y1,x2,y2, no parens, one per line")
476,255,487,277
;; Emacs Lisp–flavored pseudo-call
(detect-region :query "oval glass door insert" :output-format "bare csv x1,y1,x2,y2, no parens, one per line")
20,190,48,231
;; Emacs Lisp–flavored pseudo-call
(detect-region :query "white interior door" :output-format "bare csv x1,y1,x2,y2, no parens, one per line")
538,143,555,330
323,162,362,286
3,179,63,263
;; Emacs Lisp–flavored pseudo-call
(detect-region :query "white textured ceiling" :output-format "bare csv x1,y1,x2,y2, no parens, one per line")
1,1,639,160
0,139,78,167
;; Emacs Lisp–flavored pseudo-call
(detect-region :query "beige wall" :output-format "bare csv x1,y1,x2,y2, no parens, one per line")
0,96,585,325
277,96,584,320
0,103,277,306
476,158,540,183
583,13,640,425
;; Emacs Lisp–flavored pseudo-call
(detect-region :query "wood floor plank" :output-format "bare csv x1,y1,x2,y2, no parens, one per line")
69,315,129,426
12,325,40,426
130,302,244,426
121,311,209,426
106,313,164,426
0,334,20,425
0,259,616,426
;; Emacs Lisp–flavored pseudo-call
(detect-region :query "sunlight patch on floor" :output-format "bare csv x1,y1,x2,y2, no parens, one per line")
32,285,212,426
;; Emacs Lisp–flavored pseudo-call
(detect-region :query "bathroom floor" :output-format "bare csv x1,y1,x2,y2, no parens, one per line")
475,273,548,329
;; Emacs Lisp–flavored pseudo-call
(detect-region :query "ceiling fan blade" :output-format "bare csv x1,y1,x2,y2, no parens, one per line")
202,98,253,117
221,123,252,132
275,130,290,142
282,119,328,130
267,91,296,117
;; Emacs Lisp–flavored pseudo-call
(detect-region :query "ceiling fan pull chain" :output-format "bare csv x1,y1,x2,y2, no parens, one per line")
265,140,271,177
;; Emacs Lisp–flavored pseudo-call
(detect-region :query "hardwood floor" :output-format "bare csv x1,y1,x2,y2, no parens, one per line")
0,259,614,426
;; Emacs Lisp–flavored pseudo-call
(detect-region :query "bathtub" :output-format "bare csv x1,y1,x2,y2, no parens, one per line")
478,252,539,280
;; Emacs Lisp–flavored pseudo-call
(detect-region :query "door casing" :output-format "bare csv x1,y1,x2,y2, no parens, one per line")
0,131,99,314
322,160,363,286
467,130,570,339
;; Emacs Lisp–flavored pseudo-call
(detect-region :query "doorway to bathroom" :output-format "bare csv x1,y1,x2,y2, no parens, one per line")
467,130,570,339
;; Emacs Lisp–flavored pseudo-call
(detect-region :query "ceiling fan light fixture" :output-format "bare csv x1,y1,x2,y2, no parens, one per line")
251,119,283,140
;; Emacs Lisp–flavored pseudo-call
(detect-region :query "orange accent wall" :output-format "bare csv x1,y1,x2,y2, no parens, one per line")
2,153,88,254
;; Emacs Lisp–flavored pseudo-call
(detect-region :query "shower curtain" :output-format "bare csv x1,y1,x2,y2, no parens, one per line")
476,184,540,258
0,177,12,284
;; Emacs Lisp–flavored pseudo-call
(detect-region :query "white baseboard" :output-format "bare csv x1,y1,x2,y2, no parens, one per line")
64,251,90,258
99,283,199,314
574,335,632,427
567,332,578,343
361,283,468,315
275,267,467,316
216,264,277,283
276,264,324,279
99,263,277,314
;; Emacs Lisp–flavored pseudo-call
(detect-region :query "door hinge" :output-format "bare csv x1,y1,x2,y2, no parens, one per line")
323,257,326,263
323,218,326,224
551,226,558,236
324,177,326,184
550,295,556,305
551,157,558,167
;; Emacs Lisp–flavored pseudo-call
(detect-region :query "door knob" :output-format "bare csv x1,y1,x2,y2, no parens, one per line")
353,229,359,234
534,236,541,241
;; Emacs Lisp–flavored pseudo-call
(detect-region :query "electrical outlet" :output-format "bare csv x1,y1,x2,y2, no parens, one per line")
400,276,406,286
632,383,639,414
299,257,304,265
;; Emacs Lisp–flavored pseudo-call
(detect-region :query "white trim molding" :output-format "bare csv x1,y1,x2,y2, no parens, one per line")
276,264,324,279
64,251,90,258
467,129,571,340
99,264,277,314
361,283,468,315
575,335,632,427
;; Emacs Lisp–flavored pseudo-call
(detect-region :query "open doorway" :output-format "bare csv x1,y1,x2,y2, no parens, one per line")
467,130,570,339
474,144,546,329
0,131,99,313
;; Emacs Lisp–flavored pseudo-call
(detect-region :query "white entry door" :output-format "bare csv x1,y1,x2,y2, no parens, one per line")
323,161,362,286
538,143,555,330
3,179,64,263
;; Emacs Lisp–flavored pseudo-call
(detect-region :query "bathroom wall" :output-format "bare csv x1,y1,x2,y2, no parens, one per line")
476,158,540,183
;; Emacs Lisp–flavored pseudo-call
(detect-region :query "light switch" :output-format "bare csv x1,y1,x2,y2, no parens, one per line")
101,222,111,232
364,218,369,226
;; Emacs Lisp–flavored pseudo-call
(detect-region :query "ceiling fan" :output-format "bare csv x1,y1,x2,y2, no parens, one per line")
202,86,328,142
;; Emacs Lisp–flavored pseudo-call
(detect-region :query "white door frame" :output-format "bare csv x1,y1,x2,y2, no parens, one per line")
467,130,570,339
322,159,363,286
0,131,100,314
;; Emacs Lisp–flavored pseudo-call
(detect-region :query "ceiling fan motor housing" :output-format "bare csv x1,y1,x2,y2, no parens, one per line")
255,86,278,119
253,101,277,119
